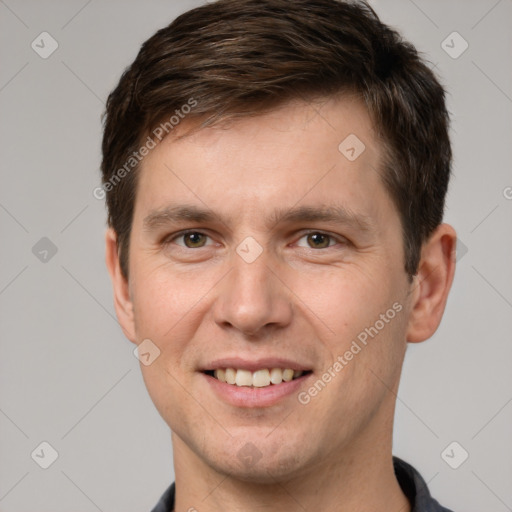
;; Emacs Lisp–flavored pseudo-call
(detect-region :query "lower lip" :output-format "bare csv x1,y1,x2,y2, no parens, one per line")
202,372,312,408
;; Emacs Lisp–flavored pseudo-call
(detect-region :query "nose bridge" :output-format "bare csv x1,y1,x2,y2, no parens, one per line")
233,248,273,303
213,242,292,335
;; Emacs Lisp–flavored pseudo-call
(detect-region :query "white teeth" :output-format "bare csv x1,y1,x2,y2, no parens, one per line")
282,368,294,382
270,368,283,384
214,368,226,383
225,368,236,385
235,369,253,387
252,369,271,387
211,367,305,387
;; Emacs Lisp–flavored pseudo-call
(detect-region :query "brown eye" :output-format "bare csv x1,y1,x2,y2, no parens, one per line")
183,232,207,248
305,232,332,249
179,232,208,248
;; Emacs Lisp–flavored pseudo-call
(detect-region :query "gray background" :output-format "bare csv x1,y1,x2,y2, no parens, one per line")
0,0,511,510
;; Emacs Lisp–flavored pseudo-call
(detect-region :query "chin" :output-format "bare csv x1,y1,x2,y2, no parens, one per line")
207,438,312,484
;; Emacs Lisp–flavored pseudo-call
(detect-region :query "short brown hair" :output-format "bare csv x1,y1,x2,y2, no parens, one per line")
101,0,451,279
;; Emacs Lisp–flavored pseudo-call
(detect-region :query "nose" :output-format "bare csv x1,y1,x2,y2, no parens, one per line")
212,249,293,338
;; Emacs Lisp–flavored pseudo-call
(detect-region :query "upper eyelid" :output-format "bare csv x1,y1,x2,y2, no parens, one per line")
164,229,346,247
166,229,215,245
295,231,341,246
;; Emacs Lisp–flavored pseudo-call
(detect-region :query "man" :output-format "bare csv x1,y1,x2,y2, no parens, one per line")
101,0,457,510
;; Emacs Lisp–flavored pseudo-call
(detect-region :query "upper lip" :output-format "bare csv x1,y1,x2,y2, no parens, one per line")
201,357,312,372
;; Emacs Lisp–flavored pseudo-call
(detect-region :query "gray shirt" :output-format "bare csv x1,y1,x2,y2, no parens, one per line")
151,456,454,512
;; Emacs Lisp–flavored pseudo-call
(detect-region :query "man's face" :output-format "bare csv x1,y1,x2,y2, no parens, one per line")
121,97,415,481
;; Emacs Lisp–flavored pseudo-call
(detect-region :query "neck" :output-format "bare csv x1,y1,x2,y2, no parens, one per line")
171,414,410,512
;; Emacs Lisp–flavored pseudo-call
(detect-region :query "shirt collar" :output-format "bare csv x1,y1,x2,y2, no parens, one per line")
151,456,454,512
393,456,454,512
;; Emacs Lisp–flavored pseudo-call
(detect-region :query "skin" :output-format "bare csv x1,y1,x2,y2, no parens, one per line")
106,96,456,512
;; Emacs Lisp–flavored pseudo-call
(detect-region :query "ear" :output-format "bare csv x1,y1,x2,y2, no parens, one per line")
406,223,457,343
105,227,137,343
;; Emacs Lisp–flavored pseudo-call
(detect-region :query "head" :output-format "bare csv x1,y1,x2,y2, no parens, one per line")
102,0,456,482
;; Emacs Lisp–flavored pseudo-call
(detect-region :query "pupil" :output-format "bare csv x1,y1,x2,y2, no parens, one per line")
185,233,204,247
308,233,329,248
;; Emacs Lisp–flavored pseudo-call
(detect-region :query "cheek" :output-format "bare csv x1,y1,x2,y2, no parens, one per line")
130,263,212,340
139,359,196,437
294,265,402,341
300,265,408,399
130,264,220,402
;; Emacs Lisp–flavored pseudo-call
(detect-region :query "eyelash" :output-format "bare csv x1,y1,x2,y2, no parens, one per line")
163,229,348,250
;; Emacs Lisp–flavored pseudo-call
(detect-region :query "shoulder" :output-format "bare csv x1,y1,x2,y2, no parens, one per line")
393,456,455,512
150,482,175,512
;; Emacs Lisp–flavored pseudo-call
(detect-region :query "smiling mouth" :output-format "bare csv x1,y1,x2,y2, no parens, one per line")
203,368,312,388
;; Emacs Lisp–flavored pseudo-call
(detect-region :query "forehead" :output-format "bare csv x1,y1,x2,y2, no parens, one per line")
134,96,391,226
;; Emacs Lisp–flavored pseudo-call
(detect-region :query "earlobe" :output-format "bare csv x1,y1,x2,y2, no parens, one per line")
406,223,457,343
105,228,137,343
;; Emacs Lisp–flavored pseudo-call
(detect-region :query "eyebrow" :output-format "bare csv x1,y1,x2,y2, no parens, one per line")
142,203,374,233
